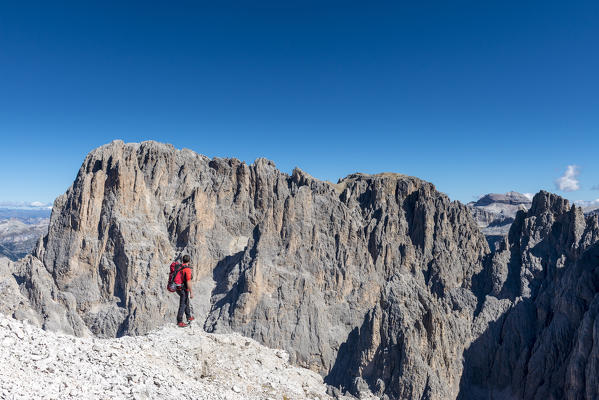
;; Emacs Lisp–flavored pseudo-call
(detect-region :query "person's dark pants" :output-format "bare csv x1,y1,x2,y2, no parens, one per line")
177,289,191,323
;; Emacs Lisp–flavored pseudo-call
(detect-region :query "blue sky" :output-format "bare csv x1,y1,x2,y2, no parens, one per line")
0,1,598,205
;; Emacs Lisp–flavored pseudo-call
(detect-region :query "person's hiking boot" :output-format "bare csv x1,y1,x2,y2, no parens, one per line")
187,316,195,322
177,322,188,327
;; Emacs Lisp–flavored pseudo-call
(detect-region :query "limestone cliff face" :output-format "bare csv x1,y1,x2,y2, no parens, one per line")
204,171,489,399
4,141,490,399
6,140,599,400
29,140,275,336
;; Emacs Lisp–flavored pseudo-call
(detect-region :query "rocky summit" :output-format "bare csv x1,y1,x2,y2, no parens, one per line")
2,140,599,400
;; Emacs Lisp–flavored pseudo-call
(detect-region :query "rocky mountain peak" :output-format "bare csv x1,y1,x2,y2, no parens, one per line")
528,189,573,216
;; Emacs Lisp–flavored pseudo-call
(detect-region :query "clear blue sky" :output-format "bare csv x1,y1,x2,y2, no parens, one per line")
1,1,598,205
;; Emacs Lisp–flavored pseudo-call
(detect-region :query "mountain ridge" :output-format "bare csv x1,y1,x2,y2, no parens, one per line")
2,140,599,400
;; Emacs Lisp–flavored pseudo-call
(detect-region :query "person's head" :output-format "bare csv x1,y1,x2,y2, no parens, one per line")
181,254,190,264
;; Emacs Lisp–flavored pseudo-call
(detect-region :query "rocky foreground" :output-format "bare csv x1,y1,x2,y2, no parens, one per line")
0,312,364,400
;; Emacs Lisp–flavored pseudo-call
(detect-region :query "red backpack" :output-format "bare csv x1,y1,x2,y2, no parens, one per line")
167,262,186,292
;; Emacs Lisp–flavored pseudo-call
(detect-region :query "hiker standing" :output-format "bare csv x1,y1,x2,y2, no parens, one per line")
169,254,194,327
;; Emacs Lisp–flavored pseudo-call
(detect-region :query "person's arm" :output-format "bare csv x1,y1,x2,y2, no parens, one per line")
186,269,193,298
187,280,193,298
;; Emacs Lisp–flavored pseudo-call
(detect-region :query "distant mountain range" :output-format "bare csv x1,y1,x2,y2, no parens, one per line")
0,207,50,260
467,191,532,239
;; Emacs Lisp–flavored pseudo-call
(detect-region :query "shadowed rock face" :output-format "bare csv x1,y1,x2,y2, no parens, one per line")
4,140,599,400
460,192,599,400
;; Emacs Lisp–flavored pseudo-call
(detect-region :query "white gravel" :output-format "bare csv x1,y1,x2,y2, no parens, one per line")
0,314,345,400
